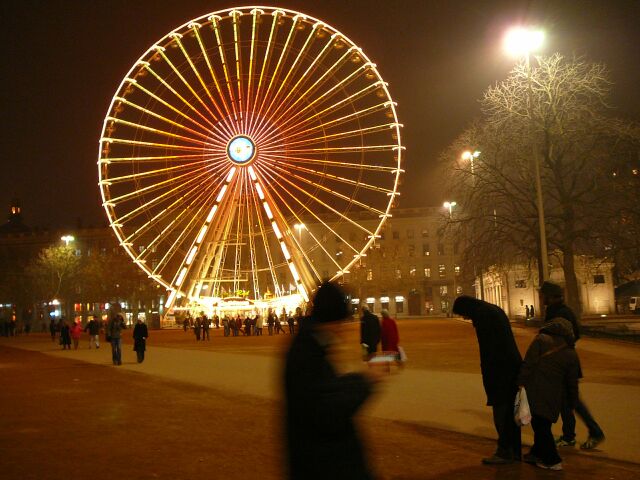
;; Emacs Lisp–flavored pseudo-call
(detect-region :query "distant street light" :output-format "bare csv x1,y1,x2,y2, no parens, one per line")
503,26,549,282
443,201,457,218
294,223,306,242
61,235,75,246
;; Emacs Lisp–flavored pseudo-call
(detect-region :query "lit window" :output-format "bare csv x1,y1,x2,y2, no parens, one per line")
409,266,416,277
366,269,373,281
438,264,446,278
515,280,527,288
423,244,430,256
454,265,460,275
422,229,429,238
395,268,402,279
456,286,463,295
439,285,448,295
424,267,431,278
75,249,82,257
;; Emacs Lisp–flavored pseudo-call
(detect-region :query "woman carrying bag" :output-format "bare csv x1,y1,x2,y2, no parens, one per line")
517,317,580,471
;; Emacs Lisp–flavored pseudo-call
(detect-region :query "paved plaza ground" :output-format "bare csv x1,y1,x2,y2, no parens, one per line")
1,318,640,479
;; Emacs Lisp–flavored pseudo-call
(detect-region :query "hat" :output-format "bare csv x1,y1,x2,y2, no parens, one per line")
539,281,563,297
312,281,351,323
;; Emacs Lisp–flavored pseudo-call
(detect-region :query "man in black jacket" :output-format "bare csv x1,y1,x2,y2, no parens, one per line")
452,296,523,464
284,282,377,480
360,305,380,358
540,281,605,450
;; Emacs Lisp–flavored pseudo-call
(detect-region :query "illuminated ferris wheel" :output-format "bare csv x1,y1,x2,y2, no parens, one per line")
98,6,403,310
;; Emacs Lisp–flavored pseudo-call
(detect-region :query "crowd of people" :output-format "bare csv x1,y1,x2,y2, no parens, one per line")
181,307,304,340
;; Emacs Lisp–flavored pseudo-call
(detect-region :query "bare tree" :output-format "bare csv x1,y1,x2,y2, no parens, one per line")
441,54,640,314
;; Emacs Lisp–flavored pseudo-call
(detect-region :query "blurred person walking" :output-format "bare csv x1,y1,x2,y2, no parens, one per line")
107,314,126,365
133,317,149,363
360,305,380,360
84,315,101,349
452,296,522,464
59,319,71,350
194,317,202,341
379,310,400,356
518,317,580,471
539,281,605,450
284,281,378,480
202,315,211,341
70,320,82,350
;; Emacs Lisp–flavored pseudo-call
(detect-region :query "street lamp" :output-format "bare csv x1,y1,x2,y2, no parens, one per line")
443,201,457,218
461,150,480,176
293,223,305,242
503,26,550,282
61,235,75,246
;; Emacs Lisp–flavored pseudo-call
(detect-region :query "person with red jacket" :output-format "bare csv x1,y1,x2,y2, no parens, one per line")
380,309,399,354
70,320,83,350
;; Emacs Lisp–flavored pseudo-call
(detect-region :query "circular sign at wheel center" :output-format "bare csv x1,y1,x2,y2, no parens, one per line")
227,135,256,165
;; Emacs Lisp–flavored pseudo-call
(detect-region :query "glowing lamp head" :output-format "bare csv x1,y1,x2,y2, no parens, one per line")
503,27,544,57
227,135,256,165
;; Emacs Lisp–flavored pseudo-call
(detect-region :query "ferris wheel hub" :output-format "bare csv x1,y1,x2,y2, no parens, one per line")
226,135,256,165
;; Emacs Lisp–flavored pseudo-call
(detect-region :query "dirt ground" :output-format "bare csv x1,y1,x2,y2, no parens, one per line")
2,319,640,480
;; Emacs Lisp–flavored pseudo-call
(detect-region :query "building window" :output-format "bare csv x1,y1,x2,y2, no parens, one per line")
437,244,445,255
454,265,460,275
396,301,404,313
456,286,463,295
424,267,431,278
593,274,605,284
392,231,399,240
515,280,527,288
75,249,82,257
366,269,373,281
409,266,416,277
380,296,389,310
439,285,448,296
407,229,414,239
408,244,415,257
395,268,402,279
423,244,430,256
422,228,429,238
438,264,446,278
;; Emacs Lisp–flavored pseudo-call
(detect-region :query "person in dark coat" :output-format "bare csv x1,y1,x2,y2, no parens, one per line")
132,318,149,363
59,318,71,350
540,281,605,449
284,281,377,480
359,305,380,359
452,296,522,464
518,317,580,470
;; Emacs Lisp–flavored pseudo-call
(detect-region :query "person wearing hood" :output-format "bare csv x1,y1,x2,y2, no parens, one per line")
284,281,378,480
360,304,381,359
452,296,523,464
539,281,605,450
518,317,580,470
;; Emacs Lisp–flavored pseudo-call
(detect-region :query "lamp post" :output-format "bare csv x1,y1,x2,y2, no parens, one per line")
443,201,457,218
461,150,480,177
461,150,485,300
61,235,75,246
504,27,549,282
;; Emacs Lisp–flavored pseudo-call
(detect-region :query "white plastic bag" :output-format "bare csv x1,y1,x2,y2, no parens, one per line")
514,387,531,426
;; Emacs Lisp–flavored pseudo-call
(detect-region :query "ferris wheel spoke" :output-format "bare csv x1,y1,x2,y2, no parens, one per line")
101,158,214,185
211,16,240,124
123,79,220,140
154,47,227,135
101,137,210,153
259,154,395,194
259,158,386,216
144,64,223,136
112,96,223,145
107,162,219,208
247,10,281,135
171,31,236,139
257,153,399,172
256,20,320,135
252,45,355,141
191,24,235,128
245,9,261,134
255,165,364,258
258,80,384,145
106,117,220,149
255,163,373,246
260,101,397,149
252,14,299,134
231,11,245,131
270,123,400,150
100,153,214,164
244,169,262,299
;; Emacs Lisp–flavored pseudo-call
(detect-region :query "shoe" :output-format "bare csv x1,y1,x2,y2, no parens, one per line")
581,435,605,450
555,436,576,447
481,455,513,465
536,462,563,471
523,453,539,464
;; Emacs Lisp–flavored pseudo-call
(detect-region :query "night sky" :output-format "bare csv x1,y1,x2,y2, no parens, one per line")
2,0,639,229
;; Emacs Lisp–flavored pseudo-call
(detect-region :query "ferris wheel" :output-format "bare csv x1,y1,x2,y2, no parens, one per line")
98,6,404,310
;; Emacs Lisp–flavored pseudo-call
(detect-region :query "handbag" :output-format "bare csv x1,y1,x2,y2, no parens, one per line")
514,387,532,426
